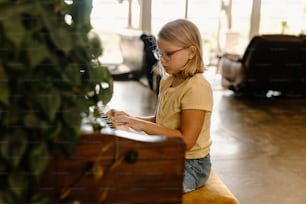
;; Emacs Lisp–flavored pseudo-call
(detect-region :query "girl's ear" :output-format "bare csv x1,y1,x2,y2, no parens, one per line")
188,45,196,59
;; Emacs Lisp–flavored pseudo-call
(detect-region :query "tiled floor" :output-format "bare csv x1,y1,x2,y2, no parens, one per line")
107,67,306,204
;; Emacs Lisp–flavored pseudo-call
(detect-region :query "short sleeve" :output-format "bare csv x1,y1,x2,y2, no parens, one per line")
181,75,213,111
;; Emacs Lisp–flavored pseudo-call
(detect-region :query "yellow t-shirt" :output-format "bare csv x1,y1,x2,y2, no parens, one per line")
156,73,213,159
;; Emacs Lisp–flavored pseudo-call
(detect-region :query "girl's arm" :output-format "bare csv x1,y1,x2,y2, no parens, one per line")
106,109,156,126
114,109,205,150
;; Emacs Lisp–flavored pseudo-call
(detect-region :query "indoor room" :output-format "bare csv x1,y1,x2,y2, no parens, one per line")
1,0,306,203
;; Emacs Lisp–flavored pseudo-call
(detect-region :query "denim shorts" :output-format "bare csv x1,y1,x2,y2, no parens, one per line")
183,153,211,193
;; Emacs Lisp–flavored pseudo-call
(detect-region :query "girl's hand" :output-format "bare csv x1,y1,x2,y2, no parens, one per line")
106,109,130,127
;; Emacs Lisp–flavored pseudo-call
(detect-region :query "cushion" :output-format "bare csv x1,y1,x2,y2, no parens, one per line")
183,169,239,204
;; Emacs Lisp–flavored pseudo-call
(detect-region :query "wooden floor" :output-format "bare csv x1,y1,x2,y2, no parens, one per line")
107,67,306,204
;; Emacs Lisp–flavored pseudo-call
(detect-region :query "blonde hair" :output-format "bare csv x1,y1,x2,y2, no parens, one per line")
157,19,205,78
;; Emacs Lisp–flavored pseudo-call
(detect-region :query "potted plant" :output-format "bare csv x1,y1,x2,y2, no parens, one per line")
0,0,113,203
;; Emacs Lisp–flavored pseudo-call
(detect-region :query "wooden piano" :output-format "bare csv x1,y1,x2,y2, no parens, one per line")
37,121,186,203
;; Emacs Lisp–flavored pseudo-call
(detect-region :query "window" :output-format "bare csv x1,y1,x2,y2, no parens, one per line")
260,0,306,34
90,0,306,65
91,0,141,65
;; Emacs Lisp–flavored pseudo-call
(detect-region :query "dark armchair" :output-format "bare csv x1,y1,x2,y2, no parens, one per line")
218,34,306,96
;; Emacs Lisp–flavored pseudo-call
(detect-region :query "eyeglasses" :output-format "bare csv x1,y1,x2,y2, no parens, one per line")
152,47,187,60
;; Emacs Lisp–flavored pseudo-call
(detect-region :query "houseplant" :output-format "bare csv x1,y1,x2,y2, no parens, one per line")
0,0,113,203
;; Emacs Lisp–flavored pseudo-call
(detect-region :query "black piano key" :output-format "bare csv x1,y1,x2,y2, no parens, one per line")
100,112,114,128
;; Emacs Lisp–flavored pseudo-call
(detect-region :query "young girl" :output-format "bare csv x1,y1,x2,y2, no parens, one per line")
108,19,213,193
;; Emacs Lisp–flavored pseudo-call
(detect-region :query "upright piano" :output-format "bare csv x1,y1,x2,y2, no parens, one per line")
38,121,185,203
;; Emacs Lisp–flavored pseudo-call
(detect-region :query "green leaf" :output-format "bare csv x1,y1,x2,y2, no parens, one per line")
38,91,61,121
6,105,20,125
59,127,80,155
28,143,49,178
38,3,72,54
47,121,62,141
61,64,81,86
1,190,19,204
63,105,82,129
49,28,73,54
8,171,28,199
0,2,34,20
96,82,113,105
0,132,27,168
87,66,113,104
89,65,113,84
25,38,49,69
6,60,26,72
23,112,40,128
88,30,103,59
2,16,25,48
0,65,9,105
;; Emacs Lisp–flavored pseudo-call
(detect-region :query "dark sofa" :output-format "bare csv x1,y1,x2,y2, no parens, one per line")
218,34,306,96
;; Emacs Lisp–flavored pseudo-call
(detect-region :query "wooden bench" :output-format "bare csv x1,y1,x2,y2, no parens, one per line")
183,169,240,204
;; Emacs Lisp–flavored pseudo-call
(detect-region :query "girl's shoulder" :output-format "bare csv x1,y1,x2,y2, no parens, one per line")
188,73,210,87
